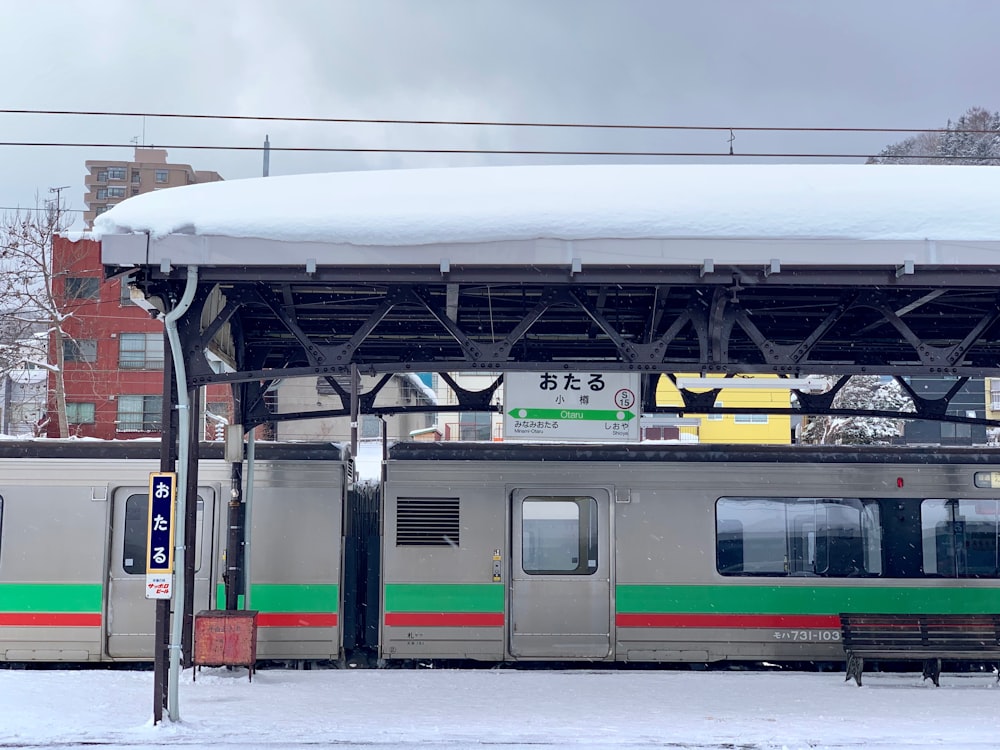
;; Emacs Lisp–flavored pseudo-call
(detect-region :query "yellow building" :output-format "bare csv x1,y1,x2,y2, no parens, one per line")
655,374,793,444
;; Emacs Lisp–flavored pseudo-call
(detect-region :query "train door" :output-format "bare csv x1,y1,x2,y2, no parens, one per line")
509,488,612,659
106,487,216,658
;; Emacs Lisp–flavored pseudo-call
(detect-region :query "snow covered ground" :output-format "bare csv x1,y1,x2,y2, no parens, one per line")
2,665,997,749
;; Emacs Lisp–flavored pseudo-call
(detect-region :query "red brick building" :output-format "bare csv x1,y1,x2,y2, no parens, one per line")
49,235,230,439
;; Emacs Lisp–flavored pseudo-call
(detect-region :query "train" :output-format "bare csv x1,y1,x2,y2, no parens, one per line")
0,441,354,663
2,440,998,665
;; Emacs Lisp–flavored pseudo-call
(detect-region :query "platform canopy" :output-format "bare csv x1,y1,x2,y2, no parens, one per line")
96,163,1000,424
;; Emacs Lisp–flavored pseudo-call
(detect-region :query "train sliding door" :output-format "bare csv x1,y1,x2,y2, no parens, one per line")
106,487,216,658
509,488,611,659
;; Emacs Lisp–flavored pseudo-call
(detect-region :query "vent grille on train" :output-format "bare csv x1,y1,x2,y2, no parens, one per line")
396,497,460,547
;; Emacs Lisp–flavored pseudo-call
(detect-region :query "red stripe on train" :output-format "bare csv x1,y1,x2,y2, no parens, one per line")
256,613,338,627
384,612,505,627
0,613,102,627
616,613,841,629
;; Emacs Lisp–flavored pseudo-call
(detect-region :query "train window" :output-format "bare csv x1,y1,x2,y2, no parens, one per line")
521,496,598,575
921,499,999,578
0,494,3,563
122,493,205,574
716,497,882,578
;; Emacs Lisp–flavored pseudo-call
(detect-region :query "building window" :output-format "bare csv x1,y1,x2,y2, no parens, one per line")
205,401,231,429
131,170,140,184
119,279,135,305
131,187,140,197
65,276,100,300
94,205,110,216
155,169,169,183
63,338,97,363
941,422,972,440
96,170,108,182
66,402,96,424
96,188,108,200
107,166,126,180
361,414,382,438
708,399,723,421
459,412,492,441
119,333,164,370
116,395,163,432
734,413,769,424
205,401,230,440
206,402,230,420
107,186,127,199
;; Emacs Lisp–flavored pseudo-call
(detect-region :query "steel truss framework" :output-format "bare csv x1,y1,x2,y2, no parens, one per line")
116,261,1000,429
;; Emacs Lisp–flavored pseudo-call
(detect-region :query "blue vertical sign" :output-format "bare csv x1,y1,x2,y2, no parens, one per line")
145,472,176,600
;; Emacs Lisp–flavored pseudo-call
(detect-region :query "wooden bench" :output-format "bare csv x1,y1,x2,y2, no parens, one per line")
840,613,1000,686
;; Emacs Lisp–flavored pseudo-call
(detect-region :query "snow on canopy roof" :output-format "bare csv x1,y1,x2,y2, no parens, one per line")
94,163,1000,244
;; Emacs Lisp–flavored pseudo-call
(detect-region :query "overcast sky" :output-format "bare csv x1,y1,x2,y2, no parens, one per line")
2,1,997,229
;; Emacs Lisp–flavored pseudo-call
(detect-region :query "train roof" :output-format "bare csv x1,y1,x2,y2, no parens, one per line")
386,441,1000,464
0,440,348,461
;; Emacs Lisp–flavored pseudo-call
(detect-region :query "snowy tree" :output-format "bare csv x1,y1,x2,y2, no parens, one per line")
799,375,913,445
0,202,79,437
868,107,1000,165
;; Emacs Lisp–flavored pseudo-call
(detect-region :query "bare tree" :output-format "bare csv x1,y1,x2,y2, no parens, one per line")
0,200,79,436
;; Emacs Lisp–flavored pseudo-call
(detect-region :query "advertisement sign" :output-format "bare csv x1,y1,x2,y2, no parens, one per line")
504,371,641,442
145,472,177,600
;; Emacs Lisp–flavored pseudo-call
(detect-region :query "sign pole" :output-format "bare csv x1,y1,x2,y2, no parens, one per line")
146,472,177,722
153,600,168,724
153,352,176,725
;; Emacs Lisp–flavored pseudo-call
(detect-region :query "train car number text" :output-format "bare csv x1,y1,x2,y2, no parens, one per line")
772,630,840,641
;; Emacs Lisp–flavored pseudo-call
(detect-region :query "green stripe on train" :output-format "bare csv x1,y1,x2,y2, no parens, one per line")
214,583,338,612
384,583,504,612
616,584,1000,615
0,583,102,612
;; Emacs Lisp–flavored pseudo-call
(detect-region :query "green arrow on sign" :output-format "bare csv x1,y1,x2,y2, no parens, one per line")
507,408,636,421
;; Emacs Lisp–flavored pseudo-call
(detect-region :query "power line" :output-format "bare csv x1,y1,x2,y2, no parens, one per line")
2,107,997,136
7,141,1000,162
1,140,998,162
0,205,86,213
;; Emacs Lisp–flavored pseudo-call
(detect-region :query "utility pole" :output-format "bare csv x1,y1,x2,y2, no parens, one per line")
263,135,270,177
47,186,70,227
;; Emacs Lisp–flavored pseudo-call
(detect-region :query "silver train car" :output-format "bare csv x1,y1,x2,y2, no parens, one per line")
381,442,1000,664
4,440,999,667
0,441,352,663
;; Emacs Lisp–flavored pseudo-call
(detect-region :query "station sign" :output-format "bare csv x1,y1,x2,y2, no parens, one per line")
145,472,177,600
504,371,641,442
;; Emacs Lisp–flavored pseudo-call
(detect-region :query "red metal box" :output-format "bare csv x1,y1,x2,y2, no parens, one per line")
193,610,258,680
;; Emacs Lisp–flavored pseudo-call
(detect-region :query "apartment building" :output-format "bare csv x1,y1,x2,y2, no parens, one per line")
655,374,794,444
83,147,222,227
900,376,987,446
48,235,230,439
274,374,438,442
0,363,46,437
